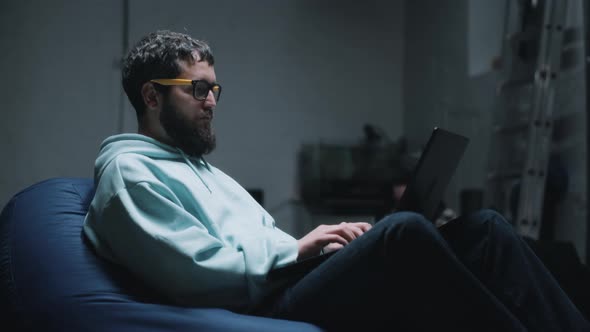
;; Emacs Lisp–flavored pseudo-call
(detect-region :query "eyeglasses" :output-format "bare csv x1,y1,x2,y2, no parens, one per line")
150,79,222,102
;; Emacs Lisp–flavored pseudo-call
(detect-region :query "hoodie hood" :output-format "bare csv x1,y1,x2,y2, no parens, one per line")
95,133,211,190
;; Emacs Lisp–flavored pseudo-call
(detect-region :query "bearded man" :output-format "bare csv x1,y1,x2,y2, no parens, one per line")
83,30,589,332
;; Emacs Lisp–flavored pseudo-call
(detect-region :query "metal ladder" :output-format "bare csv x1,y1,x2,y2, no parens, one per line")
486,0,568,240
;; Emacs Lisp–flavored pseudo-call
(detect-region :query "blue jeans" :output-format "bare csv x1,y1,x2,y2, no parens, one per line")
260,210,589,331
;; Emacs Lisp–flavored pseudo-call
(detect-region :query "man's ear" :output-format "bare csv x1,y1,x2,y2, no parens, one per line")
141,82,160,110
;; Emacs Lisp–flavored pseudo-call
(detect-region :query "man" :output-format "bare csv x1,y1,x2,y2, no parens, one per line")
84,30,588,331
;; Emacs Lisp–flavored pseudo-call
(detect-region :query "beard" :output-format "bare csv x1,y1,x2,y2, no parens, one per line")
160,99,216,157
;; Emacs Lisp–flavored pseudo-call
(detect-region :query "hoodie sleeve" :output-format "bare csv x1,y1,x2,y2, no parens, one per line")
92,180,296,311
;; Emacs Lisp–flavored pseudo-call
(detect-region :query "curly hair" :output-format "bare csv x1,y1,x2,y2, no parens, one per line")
122,30,215,117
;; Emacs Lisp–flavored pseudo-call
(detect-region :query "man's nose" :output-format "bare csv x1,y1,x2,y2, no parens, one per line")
204,90,217,108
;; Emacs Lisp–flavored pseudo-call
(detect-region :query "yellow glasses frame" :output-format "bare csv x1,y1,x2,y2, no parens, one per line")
150,79,221,101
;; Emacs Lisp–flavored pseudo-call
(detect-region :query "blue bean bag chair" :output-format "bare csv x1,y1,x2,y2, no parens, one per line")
0,177,324,332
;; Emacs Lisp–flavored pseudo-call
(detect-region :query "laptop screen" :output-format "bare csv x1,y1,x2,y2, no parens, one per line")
395,127,469,221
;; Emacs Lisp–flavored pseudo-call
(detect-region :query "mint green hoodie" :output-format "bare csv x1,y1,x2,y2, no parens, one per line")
83,134,299,311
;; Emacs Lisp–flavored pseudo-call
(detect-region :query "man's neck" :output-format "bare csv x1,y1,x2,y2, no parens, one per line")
137,121,174,147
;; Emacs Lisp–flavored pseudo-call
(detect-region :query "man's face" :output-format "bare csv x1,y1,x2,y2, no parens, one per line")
159,58,218,156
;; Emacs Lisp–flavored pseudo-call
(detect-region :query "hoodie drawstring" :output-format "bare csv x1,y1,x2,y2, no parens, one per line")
178,150,212,193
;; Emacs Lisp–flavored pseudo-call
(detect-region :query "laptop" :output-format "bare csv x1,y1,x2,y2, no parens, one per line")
267,127,469,280
394,127,469,221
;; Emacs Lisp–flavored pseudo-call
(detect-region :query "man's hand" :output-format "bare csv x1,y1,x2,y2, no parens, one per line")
297,222,372,261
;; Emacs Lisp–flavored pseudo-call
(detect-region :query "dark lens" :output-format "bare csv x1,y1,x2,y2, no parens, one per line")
193,81,210,100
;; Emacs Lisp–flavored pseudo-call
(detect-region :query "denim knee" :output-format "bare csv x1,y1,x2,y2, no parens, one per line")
464,209,505,225
464,209,517,239
378,211,437,236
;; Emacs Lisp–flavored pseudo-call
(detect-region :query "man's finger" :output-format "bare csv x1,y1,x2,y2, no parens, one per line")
351,222,372,232
321,233,349,246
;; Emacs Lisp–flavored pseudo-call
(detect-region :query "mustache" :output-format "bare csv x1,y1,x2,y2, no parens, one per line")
202,108,213,119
